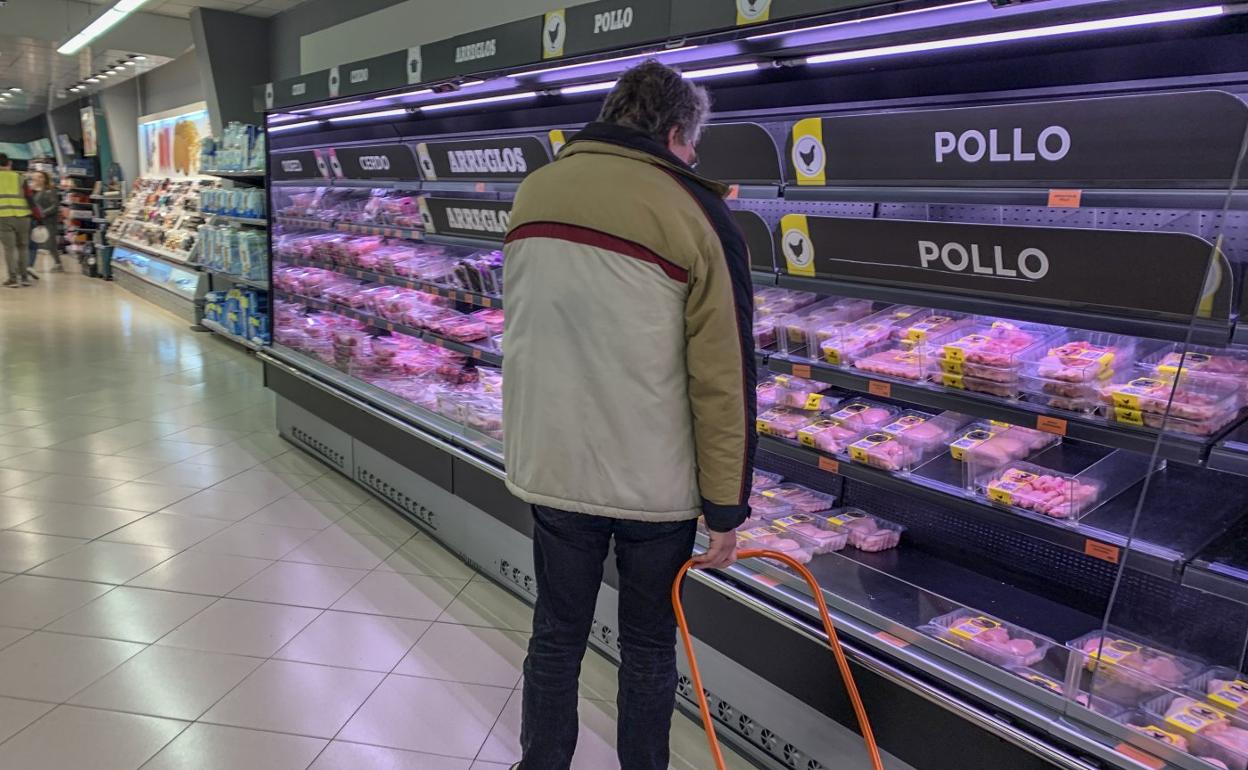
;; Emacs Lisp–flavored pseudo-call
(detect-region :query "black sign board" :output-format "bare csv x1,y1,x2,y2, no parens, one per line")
337,52,410,98
271,151,331,182
423,18,544,82
328,144,422,181
776,215,1231,321
671,0,880,34
732,209,775,272
544,0,672,60
269,71,332,110
786,91,1248,188
421,197,513,241
697,123,782,185
416,136,551,182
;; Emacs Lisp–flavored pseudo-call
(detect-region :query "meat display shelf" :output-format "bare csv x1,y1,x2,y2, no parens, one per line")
276,290,502,366
1208,422,1248,477
207,213,267,227
765,355,1223,468
757,435,1248,580
201,318,263,351
274,215,424,242
774,274,1235,348
208,269,270,292
279,256,501,309
784,185,1248,211
1184,516,1248,605
108,238,199,269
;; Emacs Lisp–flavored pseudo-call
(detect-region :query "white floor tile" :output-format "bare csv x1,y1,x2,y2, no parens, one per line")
0,574,112,628
159,487,277,521
30,540,178,584
440,579,534,633
11,502,150,539
101,512,232,549
310,741,472,770
0,695,53,743
0,530,86,573
192,520,319,560
140,723,326,770
0,705,186,770
394,622,528,688
331,572,467,621
128,550,273,596
157,598,320,657
46,586,214,642
0,631,144,701
227,561,368,608
275,610,430,672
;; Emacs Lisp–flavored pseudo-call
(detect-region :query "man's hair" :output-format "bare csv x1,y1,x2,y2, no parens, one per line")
0,153,9,167
599,61,711,146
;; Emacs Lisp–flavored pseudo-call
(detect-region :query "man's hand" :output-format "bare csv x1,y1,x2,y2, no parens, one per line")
692,530,737,570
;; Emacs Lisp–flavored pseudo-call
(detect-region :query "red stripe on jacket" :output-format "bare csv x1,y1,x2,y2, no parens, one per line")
506,221,689,283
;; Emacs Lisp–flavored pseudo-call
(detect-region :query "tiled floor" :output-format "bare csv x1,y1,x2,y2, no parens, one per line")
0,272,755,767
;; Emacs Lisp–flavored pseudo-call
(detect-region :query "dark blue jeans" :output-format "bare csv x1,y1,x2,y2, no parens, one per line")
519,505,698,770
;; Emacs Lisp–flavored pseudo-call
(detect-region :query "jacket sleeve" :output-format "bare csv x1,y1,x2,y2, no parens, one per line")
685,221,758,533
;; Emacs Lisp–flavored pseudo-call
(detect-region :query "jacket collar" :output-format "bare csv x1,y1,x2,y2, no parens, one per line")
559,122,731,198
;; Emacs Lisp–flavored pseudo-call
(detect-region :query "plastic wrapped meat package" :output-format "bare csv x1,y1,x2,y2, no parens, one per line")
747,492,797,520
756,407,819,440
854,347,931,381
1020,333,1144,413
1144,695,1248,770
979,462,1103,519
1193,668,1248,717
797,418,863,454
751,469,784,492
772,297,874,355
825,400,900,432
1144,344,1248,394
754,483,837,513
755,287,819,316
822,508,903,552
849,411,971,472
949,422,1060,487
1069,631,1204,705
932,321,1057,398
813,305,929,366
924,609,1051,668
736,524,816,564
770,512,849,554
1005,666,1125,717
1101,375,1244,436
758,374,838,411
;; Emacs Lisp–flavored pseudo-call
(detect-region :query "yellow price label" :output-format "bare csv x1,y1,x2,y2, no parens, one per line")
943,345,966,363
942,373,966,390
988,487,1014,506
849,446,870,463
824,348,842,365
799,432,817,448
755,419,771,435
1113,407,1144,426
805,393,825,410
940,359,964,375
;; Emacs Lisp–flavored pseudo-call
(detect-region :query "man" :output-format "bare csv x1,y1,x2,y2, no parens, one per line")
0,154,33,288
502,61,757,770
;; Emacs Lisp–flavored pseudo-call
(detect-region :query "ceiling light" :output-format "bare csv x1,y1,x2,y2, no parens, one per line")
328,108,409,123
511,45,699,79
559,80,618,95
85,77,100,83
98,72,110,79
8,88,21,93
58,1,150,55
269,120,321,133
682,63,762,80
124,61,136,67
291,99,361,114
421,91,536,112
133,55,146,61
115,0,149,10
804,6,1226,66
386,88,432,100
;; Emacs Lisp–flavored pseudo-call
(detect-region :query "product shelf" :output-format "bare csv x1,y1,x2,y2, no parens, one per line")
201,318,262,351
1207,421,1248,477
765,355,1226,468
279,256,500,309
273,215,425,242
207,213,267,227
275,290,502,366
201,169,265,184
207,269,269,292
782,185,1248,212
757,435,1248,580
108,237,200,269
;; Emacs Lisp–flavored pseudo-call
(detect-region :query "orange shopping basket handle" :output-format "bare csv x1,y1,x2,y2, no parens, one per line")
672,548,885,770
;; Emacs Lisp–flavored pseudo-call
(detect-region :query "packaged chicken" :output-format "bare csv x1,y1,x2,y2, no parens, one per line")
949,423,1048,467
1123,712,1194,753
1070,632,1204,703
1196,668,1248,716
767,375,838,410
980,463,1103,519
754,287,818,315
848,432,916,472
756,407,820,440
826,400,901,431
747,493,797,519
1101,376,1244,436
753,320,777,349
1030,333,1142,383
881,411,972,456
1144,344,1248,393
1006,667,1125,717
751,469,784,491
896,311,973,345
755,483,838,513
822,508,903,552
1152,695,1248,770
797,418,863,454
771,512,849,554
736,524,814,564
925,609,1051,668
773,297,874,355
816,318,893,366
854,347,930,381
937,321,1056,380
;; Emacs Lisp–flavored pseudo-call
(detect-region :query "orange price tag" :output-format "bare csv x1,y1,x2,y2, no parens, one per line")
875,631,909,649
818,456,840,474
726,184,740,200
791,364,812,379
1113,743,1165,770
1085,540,1121,564
1036,415,1068,436
1048,189,1083,208
868,380,892,398
752,573,781,588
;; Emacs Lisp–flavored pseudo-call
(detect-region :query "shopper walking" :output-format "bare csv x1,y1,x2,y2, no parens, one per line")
25,171,60,279
502,61,756,770
0,154,33,287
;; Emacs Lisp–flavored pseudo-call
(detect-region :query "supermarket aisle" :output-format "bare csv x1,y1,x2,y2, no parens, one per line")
0,273,752,770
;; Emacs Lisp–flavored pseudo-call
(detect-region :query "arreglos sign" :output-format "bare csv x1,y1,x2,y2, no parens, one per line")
416,136,551,182
420,197,514,241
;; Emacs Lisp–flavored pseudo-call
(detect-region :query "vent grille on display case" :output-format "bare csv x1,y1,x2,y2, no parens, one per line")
497,557,538,599
353,464,437,531
676,674,824,770
289,425,347,471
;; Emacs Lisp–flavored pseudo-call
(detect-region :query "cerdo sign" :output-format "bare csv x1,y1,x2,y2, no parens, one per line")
777,215,1232,321
415,136,551,182
328,144,422,181
787,91,1248,187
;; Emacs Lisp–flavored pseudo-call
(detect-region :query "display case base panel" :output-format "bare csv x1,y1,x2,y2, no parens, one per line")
268,372,1119,770
113,269,200,324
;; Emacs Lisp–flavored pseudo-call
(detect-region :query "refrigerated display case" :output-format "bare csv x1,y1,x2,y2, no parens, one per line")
257,2,1248,768
111,246,208,322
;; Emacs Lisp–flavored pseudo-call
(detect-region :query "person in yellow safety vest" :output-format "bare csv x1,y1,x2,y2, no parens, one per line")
0,153,34,288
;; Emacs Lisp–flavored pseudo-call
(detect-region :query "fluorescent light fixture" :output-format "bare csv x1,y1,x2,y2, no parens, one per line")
386,88,433,100
269,120,321,132
748,0,980,41
559,80,618,95
8,87,21,93
328,108,409,123
511,45,698,79
124,60,136,66
114,0,149,11
98,72,110,79
805,5,1226,65
291,100,361,114
58,9,126,54
682,62,762,80
133,55,146,61
421,90,536,112
267,114,301,124
85,77,100,83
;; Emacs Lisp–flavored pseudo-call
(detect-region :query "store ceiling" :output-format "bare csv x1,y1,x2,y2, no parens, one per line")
77,0,308,19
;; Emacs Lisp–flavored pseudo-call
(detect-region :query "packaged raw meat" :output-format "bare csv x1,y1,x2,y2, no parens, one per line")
937,321,1056,379
848,432,919,472
854,347,930,381
896,311,972,344
1150,695,1248,770
756,407,820,440
1123,712,1193,753
1194,668,1248,716
980,463,1103,519
1143,344,1248,393
752,469,784,491
753,320,777,349
933,370,1024,399
754,288,818,315
1029,333,1143,383
1005,667,1126,717
736,524,814,564
773,297,875,355
816,318,893,366
949,422,1060,486
747,493,797,519
797,418,863,454
924,609,1052,668
825,400,900,431
1101,376,1244,436
756,483,838,513
822,508,903,552
1069,631,1204,703
771,512,849,554
880,411,971,456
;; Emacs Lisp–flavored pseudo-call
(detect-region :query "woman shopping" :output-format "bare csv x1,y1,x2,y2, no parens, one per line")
26,171,60,279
